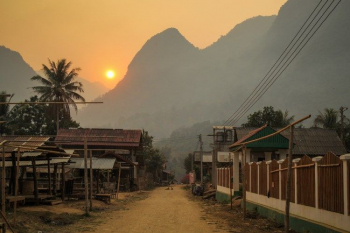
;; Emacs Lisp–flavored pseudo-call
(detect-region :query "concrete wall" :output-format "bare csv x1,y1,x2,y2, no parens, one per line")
244,154,350,233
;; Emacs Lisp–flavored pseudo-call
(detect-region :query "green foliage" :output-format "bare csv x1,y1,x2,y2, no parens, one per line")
0,91,11,135
4,95,80,135
142,130,167,182
184,153,192,173
242,106,294,127
313,108,338,129
314,108,350,150
31,59,85,127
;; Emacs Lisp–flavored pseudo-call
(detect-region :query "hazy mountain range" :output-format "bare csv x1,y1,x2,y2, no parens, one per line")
76,0,350,138
1,0,349,139
0,46,109,102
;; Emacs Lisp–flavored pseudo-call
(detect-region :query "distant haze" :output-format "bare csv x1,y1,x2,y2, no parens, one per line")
77,0,350,138
0,0,287,89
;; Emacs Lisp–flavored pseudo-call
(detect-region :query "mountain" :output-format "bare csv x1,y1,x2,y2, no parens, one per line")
0,46,37,101
78,0,350,138
0,46,109,102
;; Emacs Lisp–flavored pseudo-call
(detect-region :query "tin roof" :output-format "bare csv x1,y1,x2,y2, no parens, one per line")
279,128,347,156
0,136,50,153
230,125,289,149
55,128,142,148
233,127,347,156
66,158,116,170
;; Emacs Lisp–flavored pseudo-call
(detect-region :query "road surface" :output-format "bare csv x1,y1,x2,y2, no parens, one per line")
88,186,227,233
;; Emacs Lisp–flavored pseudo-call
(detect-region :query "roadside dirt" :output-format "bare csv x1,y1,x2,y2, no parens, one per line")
9,186,285,233
187,188,284,233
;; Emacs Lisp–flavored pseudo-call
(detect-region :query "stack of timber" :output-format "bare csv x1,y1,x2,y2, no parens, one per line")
202,189,216,199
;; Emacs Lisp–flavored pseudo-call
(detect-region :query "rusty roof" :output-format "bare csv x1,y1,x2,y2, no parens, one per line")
55,128,142,147
0,136,50,153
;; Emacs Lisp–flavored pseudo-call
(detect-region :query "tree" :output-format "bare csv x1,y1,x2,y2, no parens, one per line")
184,153,193,173
31,59,85,132
0,91,12,135
142,130,167,182
242,106,294,127
313,108,338,129
6,96,80,135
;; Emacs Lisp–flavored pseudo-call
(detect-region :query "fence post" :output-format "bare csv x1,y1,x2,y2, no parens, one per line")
278,159,284,200
340,154,350,216
233,152,240,194
312,156,322,209
257,162,261,195
293,158,300,204
249,162,252,192
266,160,271,196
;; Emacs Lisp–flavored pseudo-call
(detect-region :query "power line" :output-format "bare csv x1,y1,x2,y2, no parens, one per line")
226,0,334,126
223,0,325,126
230,0,341,126
225,0,341,126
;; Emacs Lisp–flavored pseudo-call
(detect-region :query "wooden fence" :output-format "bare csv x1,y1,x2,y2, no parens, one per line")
244,152,349,216
217,167,232,188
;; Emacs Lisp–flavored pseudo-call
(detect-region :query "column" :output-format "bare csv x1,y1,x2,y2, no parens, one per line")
233,152,240,195
277,159,284,200
266,161,271,196
293,158,300,203
249,162,252,191
264,152,272,161
312,156,322,209
246,149,251,163
279,149,288,160
257,162,261,195
340,154,350,216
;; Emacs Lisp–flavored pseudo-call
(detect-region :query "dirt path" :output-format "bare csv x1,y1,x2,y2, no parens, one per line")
85,186,227,233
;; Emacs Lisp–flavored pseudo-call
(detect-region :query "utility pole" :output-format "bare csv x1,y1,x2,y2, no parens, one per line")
285,125,294,233
199,134,203,184
340,106,348,145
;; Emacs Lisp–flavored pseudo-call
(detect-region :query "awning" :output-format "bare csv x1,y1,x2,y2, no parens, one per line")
66,158,116,170
22,152,43,157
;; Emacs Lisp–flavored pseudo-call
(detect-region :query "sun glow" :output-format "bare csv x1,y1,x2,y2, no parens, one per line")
106,70,115,79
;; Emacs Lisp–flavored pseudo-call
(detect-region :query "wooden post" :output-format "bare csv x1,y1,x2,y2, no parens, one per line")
61,163,65,201
230,155,233,210
107,170,110,193
53,164,57,197
47,157,51,195
13,149,20,224
31,157,39,205
89,150,93,211
243,146,247,220
116,163,121,200
84,138,89,215
285,126,294,233
2,143,6,216
96,170,100,194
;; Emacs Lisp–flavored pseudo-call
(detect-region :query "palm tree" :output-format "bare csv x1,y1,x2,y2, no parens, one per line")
281,110,295,127
314,108,338,129
31,59,85,132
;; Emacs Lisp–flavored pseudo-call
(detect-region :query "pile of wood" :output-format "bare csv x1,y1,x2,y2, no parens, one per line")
202,189,216,199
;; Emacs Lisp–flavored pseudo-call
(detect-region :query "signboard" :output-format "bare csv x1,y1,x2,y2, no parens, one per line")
217,152,233,162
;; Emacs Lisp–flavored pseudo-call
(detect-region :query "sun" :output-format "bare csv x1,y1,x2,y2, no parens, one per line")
106,70,115,79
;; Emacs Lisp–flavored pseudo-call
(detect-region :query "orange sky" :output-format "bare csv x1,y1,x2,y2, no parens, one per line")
0,0,287,89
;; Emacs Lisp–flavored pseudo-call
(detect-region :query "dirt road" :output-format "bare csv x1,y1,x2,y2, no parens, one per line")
87,186,226,233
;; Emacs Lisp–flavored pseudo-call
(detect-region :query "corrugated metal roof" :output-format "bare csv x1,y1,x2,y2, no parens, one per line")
0,157,70,167
66,158,116,170
0,136,50,153
22,152,43,157
55,128,142,147
233,127,347,156
279,128,347,156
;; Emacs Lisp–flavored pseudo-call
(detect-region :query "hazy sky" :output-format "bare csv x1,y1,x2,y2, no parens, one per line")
0,0,287,89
